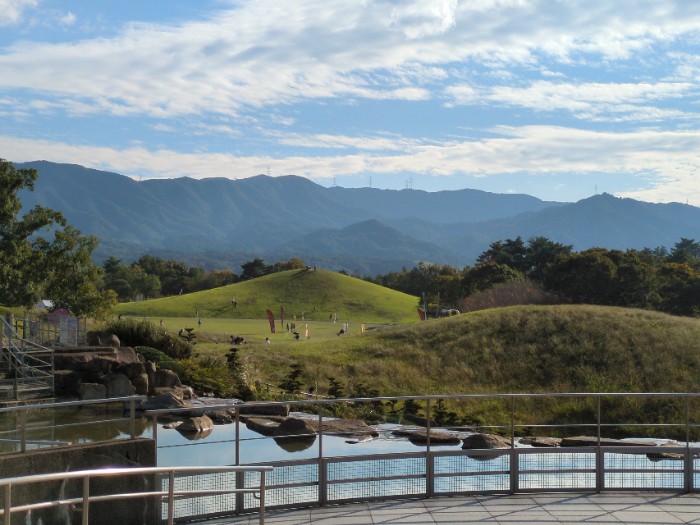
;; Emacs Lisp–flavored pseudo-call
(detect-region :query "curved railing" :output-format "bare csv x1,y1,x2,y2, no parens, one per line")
147,392,700,518
0,465,273,525
2,392,700,522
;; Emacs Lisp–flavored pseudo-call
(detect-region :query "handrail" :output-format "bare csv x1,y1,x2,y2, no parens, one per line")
0,395,146,453
0,465,274,525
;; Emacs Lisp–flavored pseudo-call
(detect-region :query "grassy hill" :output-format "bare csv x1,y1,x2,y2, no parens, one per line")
113,268,420,324
244,304,700,396
233,304,700,435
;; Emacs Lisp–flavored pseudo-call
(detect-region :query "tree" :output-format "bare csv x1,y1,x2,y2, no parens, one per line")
240,258,271,281
0,159,115,316
668,238,700,268
462,263,524,296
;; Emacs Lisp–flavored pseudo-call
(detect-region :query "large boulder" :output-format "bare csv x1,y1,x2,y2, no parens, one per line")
80,382,107,400
274,417,316,437
115,346,141,365
317,419,379,439
393,428,461,446
116,362,146,380
84,356,119,380
178,415,214,434
86,331,121,348
462,433,512,454
104,372,136,398
53,370,81,396
560,436,655,447
142,391,191,410
153,369,182,389
131,373,149,396
244,417,285,436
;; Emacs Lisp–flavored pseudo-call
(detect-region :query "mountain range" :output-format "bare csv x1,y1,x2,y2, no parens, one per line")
16,160,700,275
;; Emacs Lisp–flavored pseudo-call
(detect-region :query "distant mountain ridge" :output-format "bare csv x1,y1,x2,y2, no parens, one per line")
15,161,700,274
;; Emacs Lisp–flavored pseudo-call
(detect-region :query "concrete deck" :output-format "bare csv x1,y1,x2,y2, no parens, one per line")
202,493,700,524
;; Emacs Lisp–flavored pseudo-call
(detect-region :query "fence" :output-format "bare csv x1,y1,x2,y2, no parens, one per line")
147,392,700,519
0,396,144,454
2,393,700,523
0,465,273,525
0,316,54,401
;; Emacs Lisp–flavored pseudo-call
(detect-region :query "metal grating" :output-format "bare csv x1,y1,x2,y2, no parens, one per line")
327,456,426,501
519,451,596,490
604,452,684,490
434,453,510,493
163,471,237,520
243,463,319,509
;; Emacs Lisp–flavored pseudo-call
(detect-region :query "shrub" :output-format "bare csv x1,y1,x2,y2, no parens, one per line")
105,318,193,358
460,279,557,312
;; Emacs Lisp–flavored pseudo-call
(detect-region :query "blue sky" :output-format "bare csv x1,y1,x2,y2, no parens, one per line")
2,1,700,205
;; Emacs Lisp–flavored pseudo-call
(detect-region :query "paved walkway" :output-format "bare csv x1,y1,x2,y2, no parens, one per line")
203,493,700,524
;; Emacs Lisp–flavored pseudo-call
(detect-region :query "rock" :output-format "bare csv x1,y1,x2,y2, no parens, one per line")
462,433,512,450
131,373,149,396
317,419,379,438
153,369,182,389
115,346,141,365
177,415,215,440
402,429,461,446
116,362,146,380
181,386,195,399
274,417,316,437
86,331,121,348
560,436,656,447
80,382,107,400
520,436,562,447
53,370,81,396
103,372,136,398
178,415,214,433
245,417,284,436
85,356,119,379
238,403,290,417
206,409,237,425
142,392,191,410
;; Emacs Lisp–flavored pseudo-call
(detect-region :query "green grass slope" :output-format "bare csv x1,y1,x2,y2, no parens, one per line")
251,304,700,397
113,268,419,324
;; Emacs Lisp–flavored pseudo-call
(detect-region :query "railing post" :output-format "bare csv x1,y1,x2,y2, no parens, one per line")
596,394,603,493
425,398,433,498
259,470,266,525
4,483,12,525
167,470,175,525
19,410,26,453
685,396,692,492
235,407,244,515
82,476,90,525
151,414,159,466
509,395,518,494
318,410,326,506
129,398,136,439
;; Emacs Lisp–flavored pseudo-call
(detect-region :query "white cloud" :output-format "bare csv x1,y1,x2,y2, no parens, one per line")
2,1,700,117
448,80,695,121
4,125,700,205
58,11,75,26
0,0,38,25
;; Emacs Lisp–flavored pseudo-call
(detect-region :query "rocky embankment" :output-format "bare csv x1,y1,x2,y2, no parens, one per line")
54,331,193,401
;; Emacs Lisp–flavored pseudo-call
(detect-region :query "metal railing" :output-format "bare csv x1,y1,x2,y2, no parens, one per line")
146,392,700,517
0,396,145,454
1,316,54,401
3,392,700,522
0,465,273,525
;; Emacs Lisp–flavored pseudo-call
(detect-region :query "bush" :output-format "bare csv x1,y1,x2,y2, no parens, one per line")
460,279,557,312
105,318,193,358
